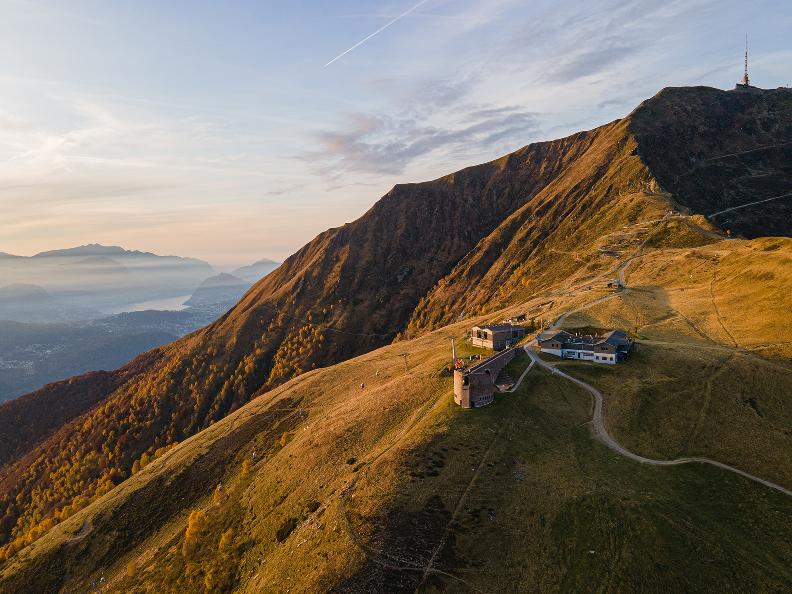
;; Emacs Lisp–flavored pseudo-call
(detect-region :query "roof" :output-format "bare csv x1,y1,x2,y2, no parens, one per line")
539,329,632,351
467,346,517,373
473,323,523,332
537,330,571,342
601,329,631,346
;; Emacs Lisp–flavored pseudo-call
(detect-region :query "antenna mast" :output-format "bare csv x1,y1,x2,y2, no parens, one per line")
741,34,750,86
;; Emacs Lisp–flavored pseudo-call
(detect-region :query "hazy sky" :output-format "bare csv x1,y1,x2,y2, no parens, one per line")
1,0,790,267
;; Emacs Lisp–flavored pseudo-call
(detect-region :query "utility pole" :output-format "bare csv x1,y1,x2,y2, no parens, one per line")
449,337,457,367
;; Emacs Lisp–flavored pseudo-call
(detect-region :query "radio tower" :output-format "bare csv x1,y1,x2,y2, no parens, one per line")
739,34,751,87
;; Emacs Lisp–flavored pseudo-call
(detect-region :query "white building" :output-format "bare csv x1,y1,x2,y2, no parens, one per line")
537,329,633,365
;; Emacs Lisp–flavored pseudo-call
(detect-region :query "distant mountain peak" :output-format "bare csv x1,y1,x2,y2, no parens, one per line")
231,258,281,282
32,244,130,258
0,283,51,301
197,273,249,288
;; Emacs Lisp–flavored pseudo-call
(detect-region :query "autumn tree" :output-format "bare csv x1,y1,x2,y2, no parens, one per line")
182,509,206,558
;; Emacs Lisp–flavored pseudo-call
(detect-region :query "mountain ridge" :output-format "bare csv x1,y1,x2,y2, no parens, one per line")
0,85,790,570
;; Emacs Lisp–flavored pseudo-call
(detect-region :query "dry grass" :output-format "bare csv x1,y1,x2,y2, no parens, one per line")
1,236,790,593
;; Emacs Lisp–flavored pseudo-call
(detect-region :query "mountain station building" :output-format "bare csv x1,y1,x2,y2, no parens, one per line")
537,329,633,364
469,323,525,350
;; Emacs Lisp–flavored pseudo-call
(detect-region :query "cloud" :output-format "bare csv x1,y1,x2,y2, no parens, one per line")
543,42,641,84
503,0,723,84
596,98,630,111
305,0,730,180
305,103,539,176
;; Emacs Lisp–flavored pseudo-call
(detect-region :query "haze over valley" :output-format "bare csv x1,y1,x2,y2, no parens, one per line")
0,248,279,401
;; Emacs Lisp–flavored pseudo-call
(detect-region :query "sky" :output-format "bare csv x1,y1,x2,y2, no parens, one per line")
0,0,790,268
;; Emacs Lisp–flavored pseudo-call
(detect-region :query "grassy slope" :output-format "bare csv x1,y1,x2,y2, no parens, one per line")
403,116,666,335
559,237,792,486
343,367,791,593
1,231,790,593
5,87,790,559
0,118,664,549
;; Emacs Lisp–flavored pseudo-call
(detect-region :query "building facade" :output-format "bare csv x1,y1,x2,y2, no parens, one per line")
470,324,525,350
454,347,517,408
537,329,633,364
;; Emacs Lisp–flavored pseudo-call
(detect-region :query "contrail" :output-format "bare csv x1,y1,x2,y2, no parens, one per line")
324,0,431,67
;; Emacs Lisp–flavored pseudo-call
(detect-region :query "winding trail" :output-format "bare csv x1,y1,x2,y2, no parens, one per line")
524,346,792,497
702,140,792,163
709,191,792,218
532,210,791,497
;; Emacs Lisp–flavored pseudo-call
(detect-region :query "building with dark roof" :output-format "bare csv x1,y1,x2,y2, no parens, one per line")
537,329,633,364
470,323,525,350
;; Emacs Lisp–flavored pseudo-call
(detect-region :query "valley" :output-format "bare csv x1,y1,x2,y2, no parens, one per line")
0,261,274,402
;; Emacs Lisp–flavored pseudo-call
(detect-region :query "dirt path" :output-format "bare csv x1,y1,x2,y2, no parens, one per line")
551,292,624,328
703,141,792,163
709,263,739,347
414,421,511,593
501,358,535,393
339,352,538,592
336,374,493,592
709,191,792,218
639,339,792,373
686,354,734,448
524,346,792,498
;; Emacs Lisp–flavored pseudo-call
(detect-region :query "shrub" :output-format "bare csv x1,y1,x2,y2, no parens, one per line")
218,528,235,556
276,517,298,542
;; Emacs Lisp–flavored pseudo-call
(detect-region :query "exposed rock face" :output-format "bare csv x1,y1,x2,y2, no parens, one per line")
1,86,790,555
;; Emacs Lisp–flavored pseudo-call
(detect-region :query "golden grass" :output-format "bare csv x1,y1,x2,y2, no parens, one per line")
1,235,790,593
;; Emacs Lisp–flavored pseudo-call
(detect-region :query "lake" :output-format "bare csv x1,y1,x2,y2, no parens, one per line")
102,294,192,314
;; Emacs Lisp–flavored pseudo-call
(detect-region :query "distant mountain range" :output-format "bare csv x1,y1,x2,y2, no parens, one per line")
0,284,51,303
183,273,251,310
0,246,281,323
0,244,215,321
